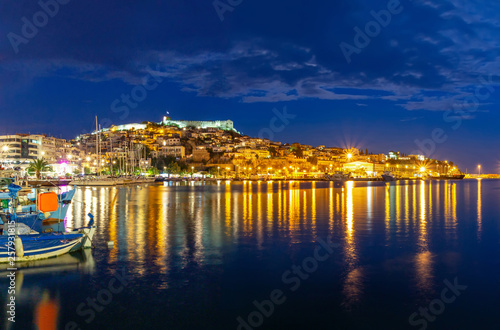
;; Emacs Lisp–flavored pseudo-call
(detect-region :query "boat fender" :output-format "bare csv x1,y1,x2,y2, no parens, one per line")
14,236,24,258
38,212,46,220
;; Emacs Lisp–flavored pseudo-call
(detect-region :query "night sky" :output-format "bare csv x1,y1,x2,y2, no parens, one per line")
0,0,499,173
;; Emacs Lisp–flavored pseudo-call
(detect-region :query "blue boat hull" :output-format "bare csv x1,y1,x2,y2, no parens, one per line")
0,233,83,263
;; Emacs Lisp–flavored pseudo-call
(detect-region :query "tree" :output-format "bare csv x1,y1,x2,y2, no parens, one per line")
27,158,50,179
268,146,279,157
166,162,181,175
292,145,303,158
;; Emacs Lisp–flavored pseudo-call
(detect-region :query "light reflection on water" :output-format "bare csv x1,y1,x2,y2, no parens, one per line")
1,179,497,329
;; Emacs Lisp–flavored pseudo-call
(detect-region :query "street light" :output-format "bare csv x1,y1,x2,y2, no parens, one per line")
347,153,352,161
478,165,481,176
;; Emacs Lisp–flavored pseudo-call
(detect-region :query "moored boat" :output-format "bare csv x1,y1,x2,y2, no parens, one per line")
0,233,84,263
381,172,397,182
430,174,466,180
0,184,96,263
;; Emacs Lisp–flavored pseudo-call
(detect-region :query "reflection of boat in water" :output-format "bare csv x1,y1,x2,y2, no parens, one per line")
0,248,95,275
430,174,466,180
381,172,397,182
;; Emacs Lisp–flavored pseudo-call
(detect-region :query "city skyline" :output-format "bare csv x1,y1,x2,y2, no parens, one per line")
0,0,499,173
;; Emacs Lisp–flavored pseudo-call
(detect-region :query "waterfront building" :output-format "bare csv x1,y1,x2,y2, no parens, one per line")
0,134,44,163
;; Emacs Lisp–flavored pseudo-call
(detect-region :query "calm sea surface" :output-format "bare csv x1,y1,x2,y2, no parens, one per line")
2,179,500,329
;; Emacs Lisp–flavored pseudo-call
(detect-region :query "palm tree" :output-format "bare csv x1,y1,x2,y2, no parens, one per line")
28,158,50,179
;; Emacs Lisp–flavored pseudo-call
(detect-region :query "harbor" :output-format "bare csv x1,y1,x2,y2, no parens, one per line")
1,179,499,329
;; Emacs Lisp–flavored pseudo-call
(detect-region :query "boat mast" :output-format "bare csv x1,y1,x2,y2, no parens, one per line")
95,116,99,176
99,124,102,176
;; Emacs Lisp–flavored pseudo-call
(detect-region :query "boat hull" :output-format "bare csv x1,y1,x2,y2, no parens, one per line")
0,234,83,263
69,180,117,186
382,175,397,182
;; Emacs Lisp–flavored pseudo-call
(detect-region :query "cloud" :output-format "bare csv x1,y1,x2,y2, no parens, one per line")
0,0,499,113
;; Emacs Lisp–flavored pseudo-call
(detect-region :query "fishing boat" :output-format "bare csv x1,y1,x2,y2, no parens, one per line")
0,184,96,263
0,233,84,263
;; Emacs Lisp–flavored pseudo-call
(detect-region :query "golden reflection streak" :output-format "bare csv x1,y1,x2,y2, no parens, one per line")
346,181,353,241
311,182,317,237
452,183,457,224
194,187,204,265
108,190,118,263
243,184,247,225
341,181,363,309
135,187,147,273
225,187,232,237
367,185,372,222
477,179,482,240
415,180,433,297
155,189,169,273
247,184,253,234
385,184,390,241
278,185,283,230
412,183,417,224
405,184,409,225
428,180,432,214
396,185,401,230
257,189,263,249
329,186,334,233
233,189,239,238
336,192,340,214
267,189,273,232
303,190,307,227
445,181,449,222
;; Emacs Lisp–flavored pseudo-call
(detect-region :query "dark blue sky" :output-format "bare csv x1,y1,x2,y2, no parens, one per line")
0,0,499,173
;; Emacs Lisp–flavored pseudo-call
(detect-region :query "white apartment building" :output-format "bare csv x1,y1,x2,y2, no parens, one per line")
0,134,43,162
0,134,73,163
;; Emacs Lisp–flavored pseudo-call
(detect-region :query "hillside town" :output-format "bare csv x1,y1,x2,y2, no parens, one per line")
0,117,463,179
